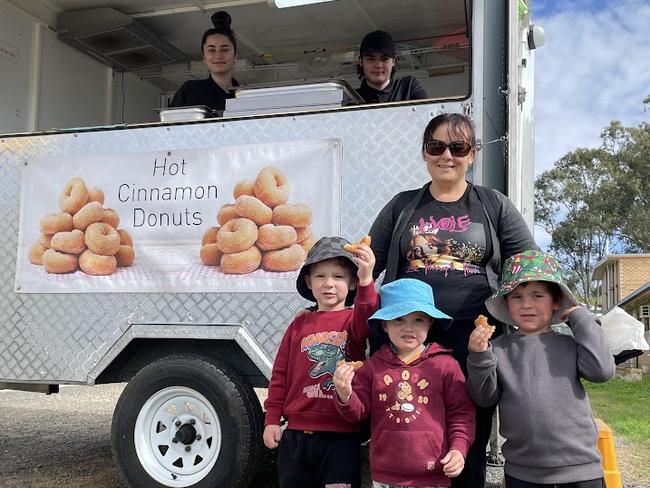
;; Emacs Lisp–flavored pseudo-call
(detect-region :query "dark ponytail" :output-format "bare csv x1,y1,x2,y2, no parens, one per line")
201,11,237,53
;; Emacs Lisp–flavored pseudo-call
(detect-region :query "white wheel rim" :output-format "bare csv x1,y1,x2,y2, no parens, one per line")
134,386,222,487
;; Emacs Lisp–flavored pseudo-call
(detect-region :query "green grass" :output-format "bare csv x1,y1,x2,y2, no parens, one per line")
584,376,650,482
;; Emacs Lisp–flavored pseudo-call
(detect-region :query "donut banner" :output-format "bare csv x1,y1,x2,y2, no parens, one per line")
15,139,342,293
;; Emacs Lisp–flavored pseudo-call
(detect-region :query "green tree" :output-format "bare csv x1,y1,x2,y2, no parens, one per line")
535,148,618,307
535,106,650,306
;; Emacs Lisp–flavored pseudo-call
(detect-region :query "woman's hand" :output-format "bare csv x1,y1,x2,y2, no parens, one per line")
468,326,492,352
333,363,355,404
440,449,465,477
354,243,376,287
263,424,282,449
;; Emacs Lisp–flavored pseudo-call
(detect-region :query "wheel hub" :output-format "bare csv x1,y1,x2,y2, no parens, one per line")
174,423,197,445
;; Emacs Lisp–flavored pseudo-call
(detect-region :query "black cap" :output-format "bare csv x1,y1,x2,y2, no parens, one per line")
359,30,396,58
296,236,357,306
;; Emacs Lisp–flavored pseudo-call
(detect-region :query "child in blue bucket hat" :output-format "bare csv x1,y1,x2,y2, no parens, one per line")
334,278,476,488
467,250,615,488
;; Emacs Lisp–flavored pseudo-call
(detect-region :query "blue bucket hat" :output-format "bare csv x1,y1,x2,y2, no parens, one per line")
368,279,452,338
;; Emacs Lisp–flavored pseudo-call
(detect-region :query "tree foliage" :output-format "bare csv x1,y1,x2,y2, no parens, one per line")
534,113,650,306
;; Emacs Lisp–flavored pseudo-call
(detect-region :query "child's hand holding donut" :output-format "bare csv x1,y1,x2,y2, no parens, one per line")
333,361,356,404
469,315,495,353
353,241,375,287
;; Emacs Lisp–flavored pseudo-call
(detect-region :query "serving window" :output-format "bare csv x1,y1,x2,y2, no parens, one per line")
149,0,471,111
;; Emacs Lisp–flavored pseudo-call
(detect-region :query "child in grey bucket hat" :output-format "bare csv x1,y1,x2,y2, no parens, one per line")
264,236,379,487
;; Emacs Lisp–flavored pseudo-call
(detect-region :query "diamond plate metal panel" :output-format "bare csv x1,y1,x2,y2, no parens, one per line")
0,100,469,383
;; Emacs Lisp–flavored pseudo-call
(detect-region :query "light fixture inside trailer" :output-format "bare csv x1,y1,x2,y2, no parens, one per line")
268,0,335,8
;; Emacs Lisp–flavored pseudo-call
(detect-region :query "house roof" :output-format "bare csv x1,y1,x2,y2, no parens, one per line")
617,281,650,310
592,253,650,280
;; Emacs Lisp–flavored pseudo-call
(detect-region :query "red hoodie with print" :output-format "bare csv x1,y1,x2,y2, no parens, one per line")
336,342,475,487
264,283,379,432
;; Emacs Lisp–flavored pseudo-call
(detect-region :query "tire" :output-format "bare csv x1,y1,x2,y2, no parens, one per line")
111,354,263,488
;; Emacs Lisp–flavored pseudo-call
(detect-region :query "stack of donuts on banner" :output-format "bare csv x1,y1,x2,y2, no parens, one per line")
200,166,316,274
28,177,134,275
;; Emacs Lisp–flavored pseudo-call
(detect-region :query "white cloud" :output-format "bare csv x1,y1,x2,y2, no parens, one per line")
533,0,650,176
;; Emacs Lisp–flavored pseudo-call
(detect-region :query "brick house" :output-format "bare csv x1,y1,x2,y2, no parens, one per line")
592,254,650,374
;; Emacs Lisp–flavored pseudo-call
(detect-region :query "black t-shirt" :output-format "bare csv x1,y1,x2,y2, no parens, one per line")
170,77,239,111
397,185,493,347
357,75,428,103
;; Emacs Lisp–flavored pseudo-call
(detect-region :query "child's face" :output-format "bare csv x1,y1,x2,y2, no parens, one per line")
382,311,433,356
506,281,560,335
304,259,356,312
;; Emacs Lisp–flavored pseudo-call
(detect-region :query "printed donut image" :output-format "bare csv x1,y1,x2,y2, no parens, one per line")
86,186,105,204
200,166,316,274
220,245,262,274
295,226,311,243
72,201,103,231
256,224,297,251
85,222,120,256
200,243,223,266
233,180,255,199
42,248,78,274
217,203,240,226
117,229,133,247
40,212,74,235
300,236,317,254
201,226,219,245
51,229,87,255
59,177,89,214
101,208,120,229
216,218,258,254
115,245,135,267
30,176,134,276
254,166,290,208
235,195,273,226
272,203,312,228
39,233,52,248
261,244,306,272
79,249,117,275
28,242,48,265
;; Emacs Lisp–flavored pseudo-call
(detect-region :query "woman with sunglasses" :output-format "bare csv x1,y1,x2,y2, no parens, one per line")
368,112,537,487
170,11,238,112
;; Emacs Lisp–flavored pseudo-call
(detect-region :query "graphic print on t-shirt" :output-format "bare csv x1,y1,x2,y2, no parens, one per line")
300,330,347,395
406,212,486,276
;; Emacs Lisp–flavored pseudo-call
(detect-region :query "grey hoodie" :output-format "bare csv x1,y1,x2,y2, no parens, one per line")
467,307,615,484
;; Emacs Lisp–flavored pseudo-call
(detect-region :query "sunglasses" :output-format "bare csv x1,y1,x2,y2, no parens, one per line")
424,140,473,157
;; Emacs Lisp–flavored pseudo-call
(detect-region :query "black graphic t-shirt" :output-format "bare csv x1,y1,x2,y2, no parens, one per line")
398,185,493,323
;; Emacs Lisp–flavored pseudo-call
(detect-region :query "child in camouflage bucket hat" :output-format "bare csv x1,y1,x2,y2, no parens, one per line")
263,236,380,488
466,250,615,487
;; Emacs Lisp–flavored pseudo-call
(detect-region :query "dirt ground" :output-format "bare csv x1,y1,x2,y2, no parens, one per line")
1,384,644,488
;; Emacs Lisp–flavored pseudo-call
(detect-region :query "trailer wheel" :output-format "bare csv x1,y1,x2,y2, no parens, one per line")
111,354,263,488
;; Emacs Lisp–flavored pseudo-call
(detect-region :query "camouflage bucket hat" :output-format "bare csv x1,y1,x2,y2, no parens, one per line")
485,250,578,326
296,236,357,305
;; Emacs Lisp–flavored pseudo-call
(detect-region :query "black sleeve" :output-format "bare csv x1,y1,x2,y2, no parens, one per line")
409,78,429,100
170,83,189,107
493,189,539,258
368,195,398,280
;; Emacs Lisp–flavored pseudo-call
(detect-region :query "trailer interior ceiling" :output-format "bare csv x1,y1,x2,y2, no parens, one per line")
30,0,471,99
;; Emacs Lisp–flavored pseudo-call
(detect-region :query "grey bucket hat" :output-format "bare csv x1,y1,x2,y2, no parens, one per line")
296,236,357,305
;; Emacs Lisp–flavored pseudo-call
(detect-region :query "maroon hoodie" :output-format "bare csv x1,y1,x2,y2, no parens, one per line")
336,342,475,487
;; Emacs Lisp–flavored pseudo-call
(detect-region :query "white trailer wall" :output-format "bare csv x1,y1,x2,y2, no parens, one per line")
0,2,162,134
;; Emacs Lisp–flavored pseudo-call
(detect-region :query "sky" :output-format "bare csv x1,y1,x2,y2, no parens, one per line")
531,0,650,246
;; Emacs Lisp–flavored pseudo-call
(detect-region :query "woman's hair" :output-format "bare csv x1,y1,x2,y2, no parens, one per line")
421,113,476,152
201,11,237,53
